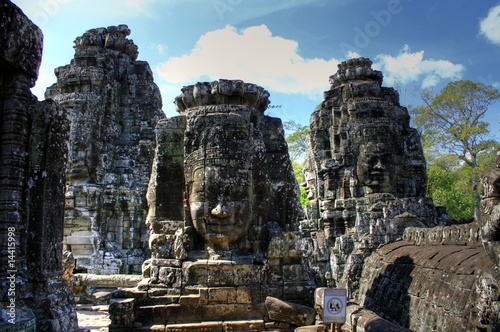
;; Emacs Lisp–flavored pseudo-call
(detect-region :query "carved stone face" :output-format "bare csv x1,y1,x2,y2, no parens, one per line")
189,165,252,247
303,168,317,200
356,142,394,194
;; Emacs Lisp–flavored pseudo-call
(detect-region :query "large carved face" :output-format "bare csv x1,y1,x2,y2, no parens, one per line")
189,165,253,247
356,142,394,194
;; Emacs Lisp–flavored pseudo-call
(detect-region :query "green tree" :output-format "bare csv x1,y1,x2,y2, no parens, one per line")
291,160,310,207
411,80,500,220
284,120,309,161
284,120,310,207
426,148,497,222
426,155,474,222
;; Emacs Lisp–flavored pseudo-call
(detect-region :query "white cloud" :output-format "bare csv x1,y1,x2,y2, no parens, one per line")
479,5,500,46
151,43,168,55
374,45,464,88
156,25,340,100
479,74,500,89
122,0,160,16
346,50,361,59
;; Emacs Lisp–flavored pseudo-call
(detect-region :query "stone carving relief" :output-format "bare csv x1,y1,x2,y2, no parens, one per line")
146,80,300,257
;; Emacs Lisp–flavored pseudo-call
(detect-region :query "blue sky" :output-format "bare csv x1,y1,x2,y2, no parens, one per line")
11,0,500,141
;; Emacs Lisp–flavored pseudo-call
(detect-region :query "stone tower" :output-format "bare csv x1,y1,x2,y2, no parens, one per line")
109,80,314,330
46,25,165,274
144,78,306,280
303,58,445,296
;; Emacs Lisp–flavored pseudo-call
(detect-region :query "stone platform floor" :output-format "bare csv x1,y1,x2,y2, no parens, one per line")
75,304,336,332
77,304,110,332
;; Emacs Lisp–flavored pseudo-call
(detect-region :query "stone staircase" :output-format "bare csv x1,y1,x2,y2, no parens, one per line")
108,284,313,331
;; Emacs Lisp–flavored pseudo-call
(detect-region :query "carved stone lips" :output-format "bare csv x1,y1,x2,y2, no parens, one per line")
206,218,236,233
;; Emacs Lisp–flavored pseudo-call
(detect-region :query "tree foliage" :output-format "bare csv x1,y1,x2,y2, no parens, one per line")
411,80,500,220
426,150,497,221
413,80,499,165
284,120,309,162
291,160,310,207
284,120,310,207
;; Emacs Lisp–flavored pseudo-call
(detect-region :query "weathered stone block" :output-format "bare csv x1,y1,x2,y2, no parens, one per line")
208,287,238,304
295,325,327,332
183,261,262,286
265,296,315,327
109,298,136,327
282,283,316,306
236,287,253,304
283,264,309,281
223,320,265,332
158,267,182,288
166,321,222,332
135,305,167,325
179,294,201,306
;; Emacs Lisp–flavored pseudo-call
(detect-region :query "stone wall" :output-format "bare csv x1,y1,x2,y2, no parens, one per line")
46,25,165,274
481,146,500,267
0,1,78,330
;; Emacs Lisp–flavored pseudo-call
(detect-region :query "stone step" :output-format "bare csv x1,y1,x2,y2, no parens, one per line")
110,320,270,332
135,303,264,325
113,288,180,306
93,290,113,304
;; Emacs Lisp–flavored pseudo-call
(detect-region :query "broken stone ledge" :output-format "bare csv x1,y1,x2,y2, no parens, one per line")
70,273,142,288
344,305,412,332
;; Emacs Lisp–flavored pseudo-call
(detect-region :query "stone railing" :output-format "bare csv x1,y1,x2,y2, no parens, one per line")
403,222,481,246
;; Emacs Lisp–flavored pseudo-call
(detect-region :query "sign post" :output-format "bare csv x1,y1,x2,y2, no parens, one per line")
323,288,347,331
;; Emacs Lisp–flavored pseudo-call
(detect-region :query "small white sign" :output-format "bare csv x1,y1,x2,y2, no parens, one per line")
323,288,347,324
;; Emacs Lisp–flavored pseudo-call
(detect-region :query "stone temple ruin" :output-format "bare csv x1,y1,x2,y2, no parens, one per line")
46,25,165,275
1,1,500,331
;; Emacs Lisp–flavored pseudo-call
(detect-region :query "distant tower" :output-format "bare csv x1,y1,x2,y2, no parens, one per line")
46,25,165,274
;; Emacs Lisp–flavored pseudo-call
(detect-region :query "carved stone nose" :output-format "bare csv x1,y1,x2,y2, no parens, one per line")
211,201,230,218
374,159,385,170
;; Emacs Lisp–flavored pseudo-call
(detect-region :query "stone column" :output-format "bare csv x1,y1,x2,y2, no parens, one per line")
0,1,78,330
1,2,42,330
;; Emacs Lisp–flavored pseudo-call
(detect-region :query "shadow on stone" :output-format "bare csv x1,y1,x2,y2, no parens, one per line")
362,255,414,328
